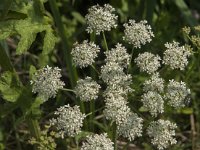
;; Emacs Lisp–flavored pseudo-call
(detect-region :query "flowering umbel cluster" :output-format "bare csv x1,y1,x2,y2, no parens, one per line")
135,52,161,74
30,65,65,101
71,40,100,68
75,77,101,102
85,4,118,35
81,133,114,150
49,105,86,138
147,119,177,150
163,41,192,70
105,43,131,68
28,3,193,150
123,20,154,48
165,79,190,108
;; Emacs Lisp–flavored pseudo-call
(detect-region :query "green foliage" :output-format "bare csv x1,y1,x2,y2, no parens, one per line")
0,72,22,102
0,0,57,55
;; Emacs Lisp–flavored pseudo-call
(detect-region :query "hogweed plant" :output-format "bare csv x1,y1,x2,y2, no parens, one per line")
0,2,198,150
28,4,192,150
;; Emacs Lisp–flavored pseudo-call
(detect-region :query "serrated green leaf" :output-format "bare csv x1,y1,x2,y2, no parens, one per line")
42,27,58,55
0,72,22,102
0,1,57,55
15,19,47,54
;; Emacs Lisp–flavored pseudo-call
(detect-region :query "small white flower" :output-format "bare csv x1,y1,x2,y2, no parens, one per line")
49,104,85,138
135,52,161,74
30,65,65,101
123,20,154,48
117,112,143,141
163,41,192,70
147,119,177,150
71,40,100,68
75,77,101,102
141,91,164,117
105,43,131,68
143,72,164,93
81,133,114,150
165,79,190,108
85,4,118,35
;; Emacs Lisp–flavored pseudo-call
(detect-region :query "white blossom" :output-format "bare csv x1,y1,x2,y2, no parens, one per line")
105,43,131,68
81,133,114,150
147,119,177,150
143,72,164,93
100,62,132,87
104,95,131,124
85,4,118,35
30,65,65,101
123,20,154,48
135,52,161,74
49,104,85,138
165,79,190,108
163,41,192,70
117,112,143,141
75,77,101,102
71,40,100,68
141,91,164,117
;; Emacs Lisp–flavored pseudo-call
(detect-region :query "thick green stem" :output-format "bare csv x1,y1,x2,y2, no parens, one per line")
28,119,41,140
112,123,117,150
61,88,76,93
102,32,109,51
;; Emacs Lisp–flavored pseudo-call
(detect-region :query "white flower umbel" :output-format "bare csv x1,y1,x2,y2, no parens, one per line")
141,91,164,117
104,95,131,124
165,79,190,108
85,4,118,35
75,77,101,102
30,65,65,101
49,105,86,138
123,20,154,48
71,40,100,68
100,62,132,87
104,84,133,98
163,41,192,70
147,119,177,150
143,72,164,93
135,52,161,74
81,133,114,150
105,43,131,68
117,112,143,141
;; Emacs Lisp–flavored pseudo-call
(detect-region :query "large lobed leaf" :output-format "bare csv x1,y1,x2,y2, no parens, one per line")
0,0,57,55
